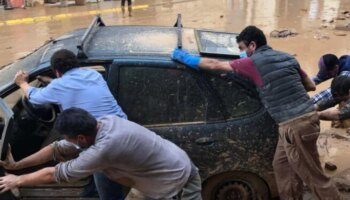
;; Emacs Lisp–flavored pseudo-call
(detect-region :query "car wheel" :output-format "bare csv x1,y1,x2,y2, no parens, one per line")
202,172,270,200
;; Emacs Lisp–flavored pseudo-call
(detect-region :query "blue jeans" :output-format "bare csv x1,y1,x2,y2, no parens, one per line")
94,172,125,200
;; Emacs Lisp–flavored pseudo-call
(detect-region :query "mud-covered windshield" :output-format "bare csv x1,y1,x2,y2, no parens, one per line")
0,43,49,88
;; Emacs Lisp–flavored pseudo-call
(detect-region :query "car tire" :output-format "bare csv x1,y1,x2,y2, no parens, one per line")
202,172,270,200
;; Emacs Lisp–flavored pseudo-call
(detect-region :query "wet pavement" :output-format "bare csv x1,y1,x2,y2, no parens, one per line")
1,0,350,198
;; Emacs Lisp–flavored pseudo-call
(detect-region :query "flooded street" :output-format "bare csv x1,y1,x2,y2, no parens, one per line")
1,0,350,70
1,0,350,199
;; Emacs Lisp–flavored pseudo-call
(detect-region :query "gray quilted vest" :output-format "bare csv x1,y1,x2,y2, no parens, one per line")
250,45,314,123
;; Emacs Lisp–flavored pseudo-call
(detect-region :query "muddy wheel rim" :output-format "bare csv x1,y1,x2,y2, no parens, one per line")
215,181,253,200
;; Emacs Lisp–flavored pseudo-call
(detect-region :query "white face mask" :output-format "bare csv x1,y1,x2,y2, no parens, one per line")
70,141,87,151
239,51,248,58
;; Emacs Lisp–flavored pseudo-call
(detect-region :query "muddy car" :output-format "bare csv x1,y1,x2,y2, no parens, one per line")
0,15,278,200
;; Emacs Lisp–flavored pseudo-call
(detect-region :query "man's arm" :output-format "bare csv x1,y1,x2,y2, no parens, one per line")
0,145,54,170
298,68,316,91
14,71,31,98
301,75,316,91
318,108,340,121
311,88,333,104
311,76,323,85
171,48,264,87
171,48,232,72
0,167,55,193
15,70,59,105
318,101,350,121
0,142,100,193
198,58,233,72
54,146,107,183
316,96,338,111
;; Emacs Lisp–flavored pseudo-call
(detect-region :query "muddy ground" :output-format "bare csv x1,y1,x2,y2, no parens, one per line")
1,0,350,199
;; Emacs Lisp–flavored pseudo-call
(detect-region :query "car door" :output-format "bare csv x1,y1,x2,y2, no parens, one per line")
0,98,14,162
0,98,17,200
200,72,278,177
108,58,229,173
109,58,277,181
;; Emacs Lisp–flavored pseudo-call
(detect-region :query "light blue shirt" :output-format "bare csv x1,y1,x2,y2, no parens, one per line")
27,68,127,119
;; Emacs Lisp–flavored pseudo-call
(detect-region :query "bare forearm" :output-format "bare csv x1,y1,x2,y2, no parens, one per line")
318,109,340,121
15,145,54,170
199,58,233,72
17,167,56,187
19,82,31,98
302,76,316,91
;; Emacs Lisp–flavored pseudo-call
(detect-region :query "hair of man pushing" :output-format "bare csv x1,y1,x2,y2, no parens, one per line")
331,75,350,97
236,26,267,48
54,108,98,138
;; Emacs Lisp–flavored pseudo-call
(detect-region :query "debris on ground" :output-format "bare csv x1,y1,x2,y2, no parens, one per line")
335,17,347,20
332,120,343,128
322,19,335,23
321,10,350,29
335,23,350,31
320,24,328,29
270,29,298,38
331,133,349,140
334,168,350,192
334,31,347,36
325,162,338,171
314,31,330,40
340,10,350,18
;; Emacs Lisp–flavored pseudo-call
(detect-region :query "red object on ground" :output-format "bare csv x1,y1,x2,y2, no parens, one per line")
9,0,24,8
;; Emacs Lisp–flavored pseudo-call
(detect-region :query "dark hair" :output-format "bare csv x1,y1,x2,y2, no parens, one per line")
236,26,267,48
322,54,339,70
331,76,350,97
54,108,97,138
51,49,79,74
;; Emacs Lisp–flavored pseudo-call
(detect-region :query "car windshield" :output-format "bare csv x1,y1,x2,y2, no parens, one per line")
0,43,49,89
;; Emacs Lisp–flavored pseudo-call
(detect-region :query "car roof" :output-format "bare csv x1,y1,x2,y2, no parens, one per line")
0,16,240,94
40,14,240,63
40,26,200,64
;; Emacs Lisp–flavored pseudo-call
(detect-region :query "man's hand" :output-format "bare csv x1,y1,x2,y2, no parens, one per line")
0,174,20,193
37,75,53,85
14,70,29,87
171,48,201,70
0,145,17,170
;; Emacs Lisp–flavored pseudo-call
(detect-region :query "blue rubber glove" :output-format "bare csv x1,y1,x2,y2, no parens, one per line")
171,48,201,70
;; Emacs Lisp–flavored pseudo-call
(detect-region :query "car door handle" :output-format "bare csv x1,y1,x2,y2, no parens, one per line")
195,137,215,146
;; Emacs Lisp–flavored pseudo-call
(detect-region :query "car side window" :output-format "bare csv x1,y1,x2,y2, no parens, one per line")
206,73,262,119
118,67,206,125
81,65,107,79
